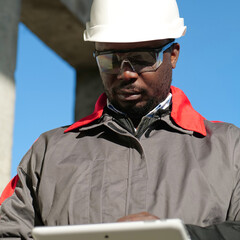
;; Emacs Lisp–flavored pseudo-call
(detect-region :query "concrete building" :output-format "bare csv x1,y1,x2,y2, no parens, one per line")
0,0,103,193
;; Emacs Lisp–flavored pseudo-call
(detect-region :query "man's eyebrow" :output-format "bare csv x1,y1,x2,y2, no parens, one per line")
94,46,165,54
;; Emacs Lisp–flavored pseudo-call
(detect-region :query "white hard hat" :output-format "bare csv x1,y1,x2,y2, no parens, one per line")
84,0,187,43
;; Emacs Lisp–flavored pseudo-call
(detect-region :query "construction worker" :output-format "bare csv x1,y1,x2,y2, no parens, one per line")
1,0,240,239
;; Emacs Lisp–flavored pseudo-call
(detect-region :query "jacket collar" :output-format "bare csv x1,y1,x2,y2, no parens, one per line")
64,86,206,136
170,86,206,136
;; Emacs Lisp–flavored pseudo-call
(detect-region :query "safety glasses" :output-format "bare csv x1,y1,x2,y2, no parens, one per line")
94,41,175,74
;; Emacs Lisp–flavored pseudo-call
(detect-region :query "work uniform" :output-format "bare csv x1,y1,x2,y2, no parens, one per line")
0,86,240,240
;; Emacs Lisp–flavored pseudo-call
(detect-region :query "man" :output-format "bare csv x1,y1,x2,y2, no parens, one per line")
1,0,240,239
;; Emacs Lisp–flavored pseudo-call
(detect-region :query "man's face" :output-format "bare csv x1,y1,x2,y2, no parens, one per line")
95,40,180,119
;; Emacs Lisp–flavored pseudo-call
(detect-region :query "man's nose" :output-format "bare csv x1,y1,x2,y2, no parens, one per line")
117,59,138,80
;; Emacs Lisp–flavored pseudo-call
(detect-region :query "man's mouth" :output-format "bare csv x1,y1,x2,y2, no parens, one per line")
117,90,143,101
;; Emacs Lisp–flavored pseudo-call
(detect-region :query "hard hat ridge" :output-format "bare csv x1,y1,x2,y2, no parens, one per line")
84,0,186,43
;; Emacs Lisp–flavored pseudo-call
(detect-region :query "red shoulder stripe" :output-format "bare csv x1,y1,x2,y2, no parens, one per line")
0,175,19,205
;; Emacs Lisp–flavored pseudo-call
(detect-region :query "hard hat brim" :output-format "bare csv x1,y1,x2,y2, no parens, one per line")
84,19,186,43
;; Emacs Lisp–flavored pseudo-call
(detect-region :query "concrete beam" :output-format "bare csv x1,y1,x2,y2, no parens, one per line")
20,0,96,69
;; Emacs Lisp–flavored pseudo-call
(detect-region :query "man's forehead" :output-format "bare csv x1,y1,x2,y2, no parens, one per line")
95,39,171,51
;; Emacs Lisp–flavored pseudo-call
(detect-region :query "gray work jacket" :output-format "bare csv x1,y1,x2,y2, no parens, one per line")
0,87,240,240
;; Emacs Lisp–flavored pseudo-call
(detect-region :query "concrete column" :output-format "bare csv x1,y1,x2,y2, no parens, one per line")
75,68,103,121
0,0,21,193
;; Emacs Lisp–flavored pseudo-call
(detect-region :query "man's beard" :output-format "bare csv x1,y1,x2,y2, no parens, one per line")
105,85,158,120
117,98,156,119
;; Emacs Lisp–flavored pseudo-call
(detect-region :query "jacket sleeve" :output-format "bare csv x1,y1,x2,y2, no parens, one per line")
185,123,240,240
185,221,240,240
0,144,43,240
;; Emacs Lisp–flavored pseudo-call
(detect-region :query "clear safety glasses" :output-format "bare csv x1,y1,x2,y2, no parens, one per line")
94,41,175,74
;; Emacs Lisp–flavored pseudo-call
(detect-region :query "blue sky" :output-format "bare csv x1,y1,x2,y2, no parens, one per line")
12,1,240,176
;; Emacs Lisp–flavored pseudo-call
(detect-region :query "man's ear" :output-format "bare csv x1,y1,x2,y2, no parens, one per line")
171,43,180,69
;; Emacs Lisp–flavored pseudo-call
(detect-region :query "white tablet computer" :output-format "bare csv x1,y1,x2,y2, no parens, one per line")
32,219,191,240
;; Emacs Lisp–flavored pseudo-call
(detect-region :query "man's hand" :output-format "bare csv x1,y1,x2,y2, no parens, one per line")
117,212,159,222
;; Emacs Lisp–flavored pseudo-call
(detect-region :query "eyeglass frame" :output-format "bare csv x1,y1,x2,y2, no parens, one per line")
93,40,175,74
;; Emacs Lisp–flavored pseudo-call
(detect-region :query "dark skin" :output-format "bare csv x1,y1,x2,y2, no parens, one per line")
95,40,180,221
95,39,180,127
117,212,159,222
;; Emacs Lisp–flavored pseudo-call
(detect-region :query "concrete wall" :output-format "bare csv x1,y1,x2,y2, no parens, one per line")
0,0,21,193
